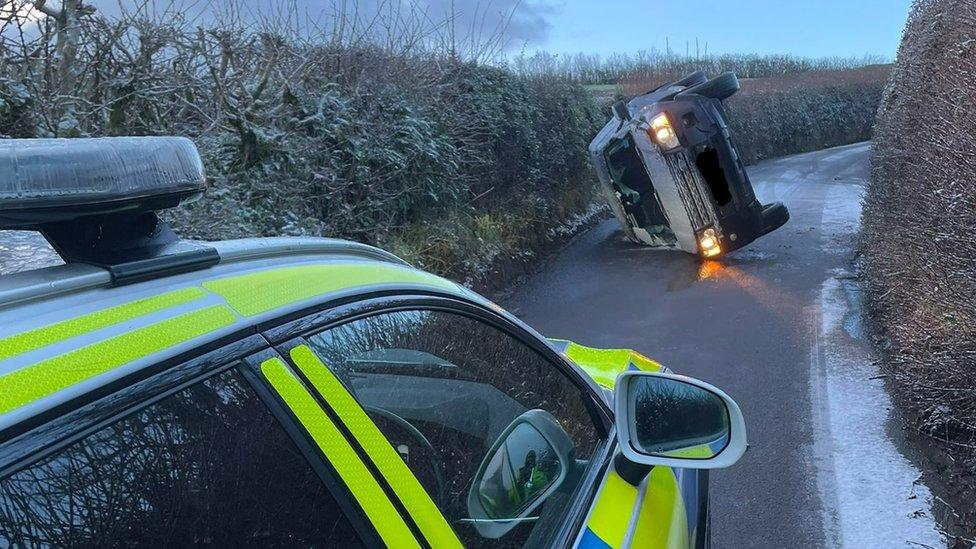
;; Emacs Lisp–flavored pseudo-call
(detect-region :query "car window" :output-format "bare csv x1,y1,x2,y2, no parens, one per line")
0,368,366,548
305,309,602,548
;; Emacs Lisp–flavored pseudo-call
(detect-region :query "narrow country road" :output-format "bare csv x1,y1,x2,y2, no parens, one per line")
505,142,946,548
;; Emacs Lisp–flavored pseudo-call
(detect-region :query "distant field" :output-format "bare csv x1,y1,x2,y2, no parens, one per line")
582,84,618,93
514,51,886,86
583,84,619,105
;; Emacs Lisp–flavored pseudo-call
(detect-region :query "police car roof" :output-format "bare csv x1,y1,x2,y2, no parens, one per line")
0,236,468,435
0,236,410,309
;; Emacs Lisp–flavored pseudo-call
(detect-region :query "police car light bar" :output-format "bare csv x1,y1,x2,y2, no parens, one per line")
0,137,216,285
0,137,205,229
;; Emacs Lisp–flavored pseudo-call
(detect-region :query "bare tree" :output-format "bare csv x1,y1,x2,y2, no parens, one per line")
31,0,94,134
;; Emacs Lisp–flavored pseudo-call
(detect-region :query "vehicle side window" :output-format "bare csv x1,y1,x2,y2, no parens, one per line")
0,368,365,548
305,310,602,548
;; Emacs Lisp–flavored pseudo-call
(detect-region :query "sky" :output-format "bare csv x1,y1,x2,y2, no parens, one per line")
517,0,914,59
45,0,914,60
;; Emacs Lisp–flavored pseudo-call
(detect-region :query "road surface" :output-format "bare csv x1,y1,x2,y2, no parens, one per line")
505,142,946,548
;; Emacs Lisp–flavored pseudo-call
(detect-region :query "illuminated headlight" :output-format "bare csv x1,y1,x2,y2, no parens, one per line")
649,113,680,150
699,228,722,257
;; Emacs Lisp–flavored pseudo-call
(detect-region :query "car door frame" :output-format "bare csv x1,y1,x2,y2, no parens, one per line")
261,291,618,547
0,333,268,474
238,347,408,547
0,333,392,548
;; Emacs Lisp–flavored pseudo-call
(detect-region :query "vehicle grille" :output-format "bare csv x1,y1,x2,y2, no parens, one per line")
665,152,716,232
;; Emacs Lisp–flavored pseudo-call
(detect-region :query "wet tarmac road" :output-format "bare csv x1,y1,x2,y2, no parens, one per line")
505,142,945,548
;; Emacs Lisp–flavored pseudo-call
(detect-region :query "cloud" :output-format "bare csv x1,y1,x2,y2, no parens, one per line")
77,0,560,50
421,0,560,47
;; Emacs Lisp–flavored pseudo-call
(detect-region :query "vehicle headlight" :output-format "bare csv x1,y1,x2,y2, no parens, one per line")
699,228,722,257
649,113,680,150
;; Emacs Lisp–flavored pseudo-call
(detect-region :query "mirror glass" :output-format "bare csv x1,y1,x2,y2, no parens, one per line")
629,376,730,459
476,423,562,519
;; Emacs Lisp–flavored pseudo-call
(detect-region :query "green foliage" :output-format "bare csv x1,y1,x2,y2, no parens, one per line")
0,78,36,138
440,64,542,196
162,56,603,283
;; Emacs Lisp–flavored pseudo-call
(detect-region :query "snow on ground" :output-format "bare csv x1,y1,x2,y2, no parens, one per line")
810,181,945,548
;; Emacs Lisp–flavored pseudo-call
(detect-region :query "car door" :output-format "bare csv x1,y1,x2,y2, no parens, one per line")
266,296,615,548
578,461,699,549
0,337,411,548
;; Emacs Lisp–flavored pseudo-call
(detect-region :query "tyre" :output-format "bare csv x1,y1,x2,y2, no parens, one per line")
672,70,708,88
677,72,740,101
759,202,790,235
612,100,631,121
650,71,708,98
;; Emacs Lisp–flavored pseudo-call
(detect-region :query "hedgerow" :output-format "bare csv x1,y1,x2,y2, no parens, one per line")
861,0,976,536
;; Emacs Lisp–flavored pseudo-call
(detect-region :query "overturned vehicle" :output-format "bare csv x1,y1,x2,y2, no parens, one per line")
589,71,789,258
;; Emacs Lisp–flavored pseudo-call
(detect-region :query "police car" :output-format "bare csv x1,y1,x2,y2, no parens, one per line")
0,138,746,548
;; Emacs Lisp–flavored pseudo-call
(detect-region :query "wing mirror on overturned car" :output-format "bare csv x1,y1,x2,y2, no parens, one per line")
613,371,747,479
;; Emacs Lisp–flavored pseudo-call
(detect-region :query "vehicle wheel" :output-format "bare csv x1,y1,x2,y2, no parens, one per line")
677,72,740,101
760,202,790,235
612,100,632,121
672,70,708,88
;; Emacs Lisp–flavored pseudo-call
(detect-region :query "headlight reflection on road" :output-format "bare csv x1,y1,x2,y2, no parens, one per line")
696,260,804,323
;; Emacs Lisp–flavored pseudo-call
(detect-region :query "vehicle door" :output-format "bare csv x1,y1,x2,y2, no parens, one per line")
0,337,418,547
266,294,616,548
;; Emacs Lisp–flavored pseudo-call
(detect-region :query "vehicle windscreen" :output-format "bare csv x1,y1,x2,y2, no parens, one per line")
604,135,676,244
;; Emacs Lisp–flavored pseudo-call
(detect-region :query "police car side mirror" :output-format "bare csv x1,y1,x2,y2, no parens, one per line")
462,410,572,539
614,372,747,470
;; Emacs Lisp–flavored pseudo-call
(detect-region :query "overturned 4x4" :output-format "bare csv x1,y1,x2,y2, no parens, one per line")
589,71,789,257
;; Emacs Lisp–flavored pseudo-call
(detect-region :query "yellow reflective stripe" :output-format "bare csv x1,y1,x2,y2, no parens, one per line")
626,351,663,373
259,358,420,548
556,340,662,389
663,443,714,459
0,305,235,414
204,263,461,317
632,468,688,549
585,469,639,548
289,345,462,549
0,287,206,362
